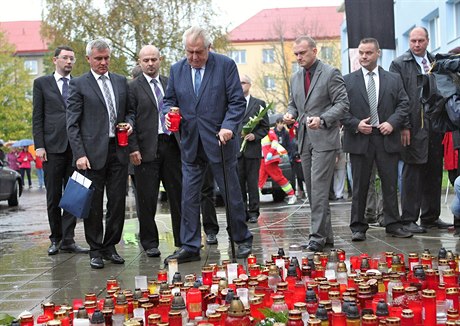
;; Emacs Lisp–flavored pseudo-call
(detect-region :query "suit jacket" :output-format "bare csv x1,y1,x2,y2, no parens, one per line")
236,95,269,159
287,60,349,152
341,67,410,154
128,74,179,161
389,50,435,164
32,74,69,153
67,71,133,170
163,52,245,163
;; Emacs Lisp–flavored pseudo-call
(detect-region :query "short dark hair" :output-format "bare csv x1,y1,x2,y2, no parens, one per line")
359,38,380,50
294,36,317,49
276,117,284,124
54,46,74,57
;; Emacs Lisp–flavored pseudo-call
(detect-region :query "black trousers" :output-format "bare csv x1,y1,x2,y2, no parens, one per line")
401,131,443,224
350,133,402,233
201,166,219,235
43,147,77,246
134,134,182,249
238,156,261,218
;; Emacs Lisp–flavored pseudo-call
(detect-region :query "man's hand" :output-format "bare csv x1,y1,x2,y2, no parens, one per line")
283,113,296,126
76,156,91,170
378,122,394,135
307,116,321,130
218,128,233,145
35,148,47,162
401,129,410,146
130,151,142,166
126,123,134,136
244,133,255,142
357,117,372,134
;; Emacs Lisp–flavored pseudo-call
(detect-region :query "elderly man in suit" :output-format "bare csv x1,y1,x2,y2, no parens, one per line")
390,27,451,233
163,26,253,264
128,45,182,257
67,38,134,269
341,38,412,241
284,35,349,252
237,74,269,223
33,46,88,256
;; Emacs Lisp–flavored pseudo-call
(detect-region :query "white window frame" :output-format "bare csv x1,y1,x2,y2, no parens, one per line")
24,59,38,75
262,49,275,64
228,50,246,64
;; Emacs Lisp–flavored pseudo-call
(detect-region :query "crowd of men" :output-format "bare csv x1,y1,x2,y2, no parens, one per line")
32,25,456,269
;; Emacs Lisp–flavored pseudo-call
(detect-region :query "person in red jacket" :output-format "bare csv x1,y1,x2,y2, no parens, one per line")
259,128,297,204
35,155,44,189
17,146,34,188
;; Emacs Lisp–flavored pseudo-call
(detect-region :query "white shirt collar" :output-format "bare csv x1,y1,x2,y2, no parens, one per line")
361,66,379,77
91,70,109,80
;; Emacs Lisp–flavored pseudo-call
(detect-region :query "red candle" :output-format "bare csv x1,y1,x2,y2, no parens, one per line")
202,268,213,287
422,289,436,326
247,254,257,265
157,269,168,282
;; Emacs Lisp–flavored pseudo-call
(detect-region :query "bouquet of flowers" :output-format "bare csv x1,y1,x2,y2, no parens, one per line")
240,102,273,152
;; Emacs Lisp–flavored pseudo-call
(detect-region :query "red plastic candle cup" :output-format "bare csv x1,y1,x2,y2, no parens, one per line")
116,123,129,146
202,268,213,286
168,108,181,132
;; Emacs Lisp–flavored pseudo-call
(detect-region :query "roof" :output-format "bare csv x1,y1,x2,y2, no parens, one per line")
229,7,343,43
0,21,48,54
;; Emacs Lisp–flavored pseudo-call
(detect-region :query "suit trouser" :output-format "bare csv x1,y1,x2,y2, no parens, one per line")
301,143,336,247
401,131,443,224
238,156,261,218
180,142,253,252
201,166,219,235
43,148,77,246
83,141,127,258
134,134,183,249
350,134,402,233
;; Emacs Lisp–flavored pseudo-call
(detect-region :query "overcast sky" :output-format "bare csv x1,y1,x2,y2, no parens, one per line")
0,0,342,29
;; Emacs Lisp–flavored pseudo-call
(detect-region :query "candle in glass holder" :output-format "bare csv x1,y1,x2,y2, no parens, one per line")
168,259,178,284
157,269,168,282
107,279,119,291
247,254,257,265
202,266,213,287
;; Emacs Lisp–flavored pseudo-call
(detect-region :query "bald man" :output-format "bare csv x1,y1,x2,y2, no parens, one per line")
128,45,182,257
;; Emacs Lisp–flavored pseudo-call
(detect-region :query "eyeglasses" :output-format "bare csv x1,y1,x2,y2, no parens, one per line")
57,55,76,63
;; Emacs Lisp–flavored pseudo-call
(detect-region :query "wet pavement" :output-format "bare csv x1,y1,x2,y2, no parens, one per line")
0,185,459,318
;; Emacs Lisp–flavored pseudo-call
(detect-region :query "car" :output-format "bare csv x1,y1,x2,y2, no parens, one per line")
0,160,22,206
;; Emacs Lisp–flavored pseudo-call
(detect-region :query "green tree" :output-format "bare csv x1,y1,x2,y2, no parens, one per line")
41,0,227,76
0,31,33,141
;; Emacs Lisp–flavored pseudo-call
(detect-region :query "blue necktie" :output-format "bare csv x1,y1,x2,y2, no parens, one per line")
151,79,170,135
194,68,201,96
61,77,69,106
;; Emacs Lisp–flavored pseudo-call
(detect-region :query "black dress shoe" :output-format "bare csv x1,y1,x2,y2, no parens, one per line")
48,242,60,255
164,248,200,264
60,244,89,254
206,234,218,245
351,232,366,241
402,222,426,233
302,240,323,252
145,248,161,257
421,219,453,229
248,216,258,223
236,241,252,259
90,257,104,269
103,253,125,264
386,228,413,238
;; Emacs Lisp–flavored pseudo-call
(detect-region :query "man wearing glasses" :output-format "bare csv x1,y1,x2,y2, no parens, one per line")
33,46,89,255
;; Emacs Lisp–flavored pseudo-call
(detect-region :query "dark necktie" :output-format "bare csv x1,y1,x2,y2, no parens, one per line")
367,72,378,126
194,68,201,96
99,75,117,135
304,69,311,96
421,58,430,74
61,77,69,106
151,79,170,135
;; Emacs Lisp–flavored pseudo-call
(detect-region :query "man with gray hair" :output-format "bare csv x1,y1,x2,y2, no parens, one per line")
163,26,253,264
67,38,134,269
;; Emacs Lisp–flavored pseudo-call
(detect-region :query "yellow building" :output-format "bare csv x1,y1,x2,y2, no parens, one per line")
228,7,343,113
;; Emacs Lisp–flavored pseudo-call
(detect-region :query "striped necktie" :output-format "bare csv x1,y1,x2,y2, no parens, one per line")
367,72,378,126
99,75,117,134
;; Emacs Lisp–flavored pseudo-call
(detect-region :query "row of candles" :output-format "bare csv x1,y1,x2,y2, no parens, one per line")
14,246,460,326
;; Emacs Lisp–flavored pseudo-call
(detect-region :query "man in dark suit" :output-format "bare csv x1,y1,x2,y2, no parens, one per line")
128,45,182,257
237,74,269,223
67,38,134,269
284,36,349,252
390,27,451,233
341,38,412,240
33,46,88,256
163,26,253,264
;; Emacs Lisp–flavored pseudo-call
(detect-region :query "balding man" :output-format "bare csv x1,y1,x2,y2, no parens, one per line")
128,45,182,257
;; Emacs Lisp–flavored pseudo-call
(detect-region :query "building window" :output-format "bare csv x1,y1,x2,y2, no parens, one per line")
262,49,275,64
455,1,460,38
24,60,38,75
228,50,246,64
320,47,333,61
264,76,275,90
428,15,441,50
